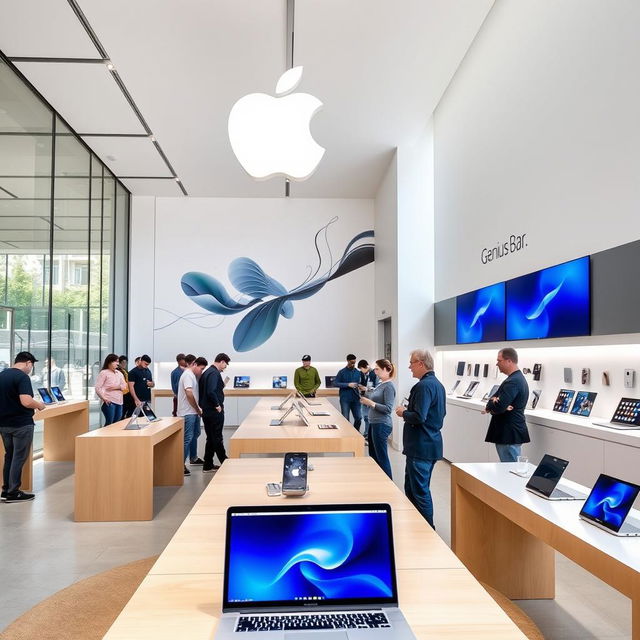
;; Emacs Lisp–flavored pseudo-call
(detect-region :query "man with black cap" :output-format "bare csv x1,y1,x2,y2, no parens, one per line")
294,355,320,398
0,351,46,502
127,354,155,408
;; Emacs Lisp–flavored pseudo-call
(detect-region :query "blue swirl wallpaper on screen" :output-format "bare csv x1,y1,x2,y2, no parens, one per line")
506,256,590,340
581,476,639,530
227,511,393,603
456,283,505,344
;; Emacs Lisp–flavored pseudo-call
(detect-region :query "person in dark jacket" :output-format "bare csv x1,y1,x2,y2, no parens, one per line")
334,354,362,431
483,347,529,462
199,353,230,472
395,349,446,529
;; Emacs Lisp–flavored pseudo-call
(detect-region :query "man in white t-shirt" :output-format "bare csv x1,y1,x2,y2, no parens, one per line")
177,355,208,476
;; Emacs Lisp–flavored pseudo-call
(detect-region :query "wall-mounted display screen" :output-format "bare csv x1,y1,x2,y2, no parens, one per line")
456,283,506,344
506,256,590,340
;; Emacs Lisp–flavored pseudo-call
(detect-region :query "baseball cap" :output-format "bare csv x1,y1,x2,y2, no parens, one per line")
302,355,311,361
15,351,38,364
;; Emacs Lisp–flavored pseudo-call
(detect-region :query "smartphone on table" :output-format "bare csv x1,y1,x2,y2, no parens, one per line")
282,452,308,496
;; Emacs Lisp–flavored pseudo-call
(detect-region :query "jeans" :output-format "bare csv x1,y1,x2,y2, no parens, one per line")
101,402,123,426
404,457,437,529
203,410,227,468
368,422,392,479
1,424,34,495
183,414,200,462
362,406,370,437
189,415,201,461
495,443,521,462
340,396,362,431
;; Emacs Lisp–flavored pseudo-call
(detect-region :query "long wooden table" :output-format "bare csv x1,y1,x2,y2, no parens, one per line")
74,417,183,522
452,462,640,639
228,397,364,458
0,399,89,492
104,457,525,639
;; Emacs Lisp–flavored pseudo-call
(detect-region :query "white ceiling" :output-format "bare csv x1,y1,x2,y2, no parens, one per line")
0,0,494,198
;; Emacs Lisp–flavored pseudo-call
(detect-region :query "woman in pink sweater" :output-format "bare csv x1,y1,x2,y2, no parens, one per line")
95,353,128,425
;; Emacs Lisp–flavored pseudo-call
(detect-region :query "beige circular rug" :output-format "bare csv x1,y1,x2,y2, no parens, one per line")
0,556,158,640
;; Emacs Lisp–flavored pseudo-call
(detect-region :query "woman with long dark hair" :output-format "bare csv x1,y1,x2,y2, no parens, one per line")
360,359,396,479
94,353,127,425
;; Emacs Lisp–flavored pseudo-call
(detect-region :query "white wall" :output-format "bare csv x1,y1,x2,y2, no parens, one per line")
129,196,375,363
434,0,640,300
374,123,436,447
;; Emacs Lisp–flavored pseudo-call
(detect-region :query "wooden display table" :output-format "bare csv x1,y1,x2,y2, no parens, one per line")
229,397,364,458
0,399,89,492
74,417,183,522
104,457,525,639
452,462,640,639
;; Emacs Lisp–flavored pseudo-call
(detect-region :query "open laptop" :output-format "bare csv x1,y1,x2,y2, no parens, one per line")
525,454,587,500
579,474,640,536
592,397,640,430
457,380,479,399
325,375,336,388
269,402,309,427
271,392,295,411
216,503,417,639
37,387,56,405
123,405,146,430
296,390,322,406
300,403,330,417
50,386,67,403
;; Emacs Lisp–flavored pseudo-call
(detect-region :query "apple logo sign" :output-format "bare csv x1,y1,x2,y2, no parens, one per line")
228,66,325,181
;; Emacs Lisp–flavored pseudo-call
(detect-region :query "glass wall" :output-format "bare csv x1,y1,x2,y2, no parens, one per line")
0,57,130,438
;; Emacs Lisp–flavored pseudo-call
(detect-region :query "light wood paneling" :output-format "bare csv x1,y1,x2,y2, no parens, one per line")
74,417,183,522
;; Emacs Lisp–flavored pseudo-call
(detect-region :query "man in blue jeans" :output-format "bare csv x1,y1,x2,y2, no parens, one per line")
483,347,529,462
0,351,46,503
177,355,208,476
334,354,362,431
395,349,446,529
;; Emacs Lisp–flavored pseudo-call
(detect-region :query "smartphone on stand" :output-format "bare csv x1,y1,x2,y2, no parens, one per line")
282,452,308,496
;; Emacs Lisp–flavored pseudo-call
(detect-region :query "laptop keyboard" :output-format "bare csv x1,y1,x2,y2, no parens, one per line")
235,611,391,632
553,488,581,499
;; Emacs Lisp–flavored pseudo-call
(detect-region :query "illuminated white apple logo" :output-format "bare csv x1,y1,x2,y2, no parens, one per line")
228,66,325,181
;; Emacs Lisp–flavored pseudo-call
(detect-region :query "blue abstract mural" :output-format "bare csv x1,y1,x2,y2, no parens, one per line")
180,220,374,351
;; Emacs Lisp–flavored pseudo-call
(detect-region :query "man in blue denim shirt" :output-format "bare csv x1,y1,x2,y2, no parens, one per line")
334,354,362,431
395,349,445,529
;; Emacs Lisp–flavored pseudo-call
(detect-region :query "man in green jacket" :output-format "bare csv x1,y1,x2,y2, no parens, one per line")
294,355,321,397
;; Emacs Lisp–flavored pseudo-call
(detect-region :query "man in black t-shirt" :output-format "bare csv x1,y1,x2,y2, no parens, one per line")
127,354,155,408
0,351,45,503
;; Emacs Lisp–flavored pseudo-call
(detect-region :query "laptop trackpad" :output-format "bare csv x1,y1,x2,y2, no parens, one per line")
286,633,348,640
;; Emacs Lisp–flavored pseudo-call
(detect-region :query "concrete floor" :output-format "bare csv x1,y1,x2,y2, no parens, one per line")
0,429,632,638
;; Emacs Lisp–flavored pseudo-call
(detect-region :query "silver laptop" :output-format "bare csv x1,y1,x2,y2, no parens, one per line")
592,397,640,430
300,403,330,417
457,380,479,399
271,392,295,411
525,454,587,501
216,503,417,639
296,390,322,406
123,405,147,430
579,474,640,536
269,402,309,427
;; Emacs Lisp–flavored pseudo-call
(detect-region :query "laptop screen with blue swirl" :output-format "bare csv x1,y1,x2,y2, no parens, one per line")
223,503,398,611
506,256,590,340
456,282,506,344
580,474,640,533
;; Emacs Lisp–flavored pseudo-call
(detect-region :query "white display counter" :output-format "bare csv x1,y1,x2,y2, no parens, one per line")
444,396,640,488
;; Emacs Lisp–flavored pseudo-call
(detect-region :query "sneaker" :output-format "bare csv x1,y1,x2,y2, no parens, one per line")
1,491,7,501
190,457,205,465
184,466,191,476
202,464,220,474
4,490,35,503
